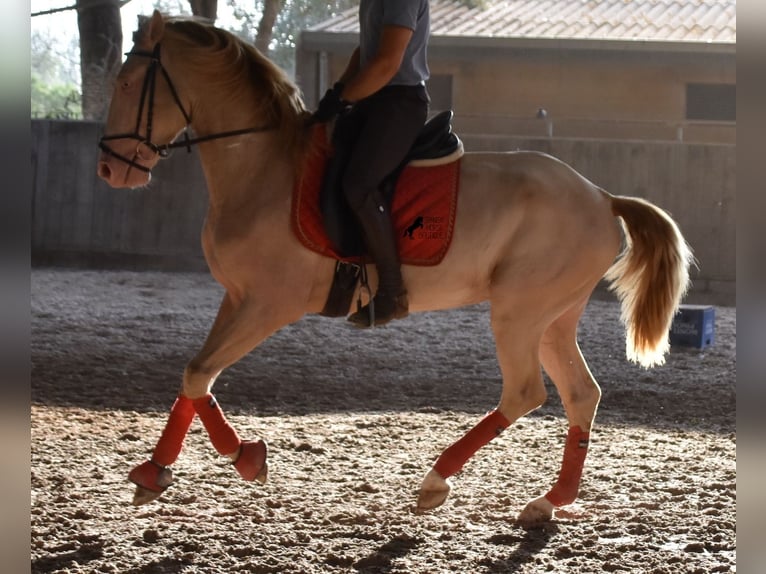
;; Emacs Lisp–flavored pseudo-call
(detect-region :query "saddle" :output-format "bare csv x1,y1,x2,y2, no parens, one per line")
320,110,463,258
292,110,463,317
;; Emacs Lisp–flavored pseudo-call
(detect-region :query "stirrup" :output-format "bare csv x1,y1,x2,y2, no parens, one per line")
349,297,375,328
347,291,408,328
351,264,375,326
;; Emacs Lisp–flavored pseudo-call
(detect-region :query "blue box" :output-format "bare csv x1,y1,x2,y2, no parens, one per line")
669,305,715,349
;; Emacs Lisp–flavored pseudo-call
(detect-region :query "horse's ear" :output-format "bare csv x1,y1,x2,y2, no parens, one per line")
147,10,165,44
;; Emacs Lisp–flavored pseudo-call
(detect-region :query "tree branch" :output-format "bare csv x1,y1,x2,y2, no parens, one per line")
32,0,132,18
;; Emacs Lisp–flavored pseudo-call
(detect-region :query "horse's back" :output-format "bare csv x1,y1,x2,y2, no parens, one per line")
459,150,610,213
406,150,621,313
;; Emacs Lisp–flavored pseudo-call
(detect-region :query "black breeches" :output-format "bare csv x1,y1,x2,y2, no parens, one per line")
335,85,429,211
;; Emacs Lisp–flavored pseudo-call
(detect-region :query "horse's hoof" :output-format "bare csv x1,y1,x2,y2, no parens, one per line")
128,460,173,506
132,485,165,506
233,439,268,483
516,495,555,528
415,469,451,513
255,461,268,484
416,486,450,514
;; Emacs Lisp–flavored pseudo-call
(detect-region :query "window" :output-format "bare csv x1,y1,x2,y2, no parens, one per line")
686,84,736,121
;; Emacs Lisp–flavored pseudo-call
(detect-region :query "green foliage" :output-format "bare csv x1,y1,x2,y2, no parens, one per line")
31,75,82,119
227,0,359,76
30,0,360,117
30,30,82,118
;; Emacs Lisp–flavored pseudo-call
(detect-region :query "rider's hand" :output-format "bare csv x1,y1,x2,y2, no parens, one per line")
312,82,350,122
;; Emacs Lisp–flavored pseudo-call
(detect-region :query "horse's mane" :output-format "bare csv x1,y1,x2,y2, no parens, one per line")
159,16,312,163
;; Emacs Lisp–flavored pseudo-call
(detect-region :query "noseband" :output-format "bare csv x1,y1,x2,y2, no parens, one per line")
98,43,274,174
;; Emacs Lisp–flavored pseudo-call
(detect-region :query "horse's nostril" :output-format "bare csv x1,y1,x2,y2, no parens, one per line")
97,161,112,181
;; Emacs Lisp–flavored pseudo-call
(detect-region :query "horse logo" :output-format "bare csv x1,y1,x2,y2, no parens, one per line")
403,216,425,239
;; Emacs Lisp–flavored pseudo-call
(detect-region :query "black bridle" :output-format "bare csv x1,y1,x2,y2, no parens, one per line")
98,43,275,173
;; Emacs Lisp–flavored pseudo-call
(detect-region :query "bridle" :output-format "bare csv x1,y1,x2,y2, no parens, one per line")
98,43,275,174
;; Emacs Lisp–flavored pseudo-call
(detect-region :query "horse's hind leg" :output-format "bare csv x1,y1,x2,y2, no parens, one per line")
129,292,289,505
417,307,547,512
518,298,601,526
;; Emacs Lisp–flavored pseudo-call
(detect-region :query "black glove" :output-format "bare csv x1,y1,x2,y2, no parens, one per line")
313,82,350,122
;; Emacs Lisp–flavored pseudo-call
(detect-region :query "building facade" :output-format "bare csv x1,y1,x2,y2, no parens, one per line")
296,0,736,143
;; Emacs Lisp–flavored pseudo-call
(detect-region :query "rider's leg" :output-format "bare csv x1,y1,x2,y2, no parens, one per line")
347,188,409,326
342,86,428,327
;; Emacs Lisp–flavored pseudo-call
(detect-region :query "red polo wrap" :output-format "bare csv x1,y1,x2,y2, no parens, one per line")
544,425,590,507
192,393,242,456
433,409,511,478
151,394,195,467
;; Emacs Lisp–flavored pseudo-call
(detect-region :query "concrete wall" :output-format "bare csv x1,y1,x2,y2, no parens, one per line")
31,120,735,304
297,36,736,144
432,46,734,126
32,120,209,271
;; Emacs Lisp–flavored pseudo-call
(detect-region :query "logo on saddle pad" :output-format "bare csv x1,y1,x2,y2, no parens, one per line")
403,215,448,241
292,125,460,266
403,216,424,239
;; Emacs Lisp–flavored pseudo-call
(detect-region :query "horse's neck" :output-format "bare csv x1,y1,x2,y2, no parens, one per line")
196,133,293,218
185,80,302,219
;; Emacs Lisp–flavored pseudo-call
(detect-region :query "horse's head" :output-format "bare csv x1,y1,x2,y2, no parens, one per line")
97,11,312,189
97,11,190,188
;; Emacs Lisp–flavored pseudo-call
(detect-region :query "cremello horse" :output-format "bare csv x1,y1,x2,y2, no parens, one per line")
97,12,692,526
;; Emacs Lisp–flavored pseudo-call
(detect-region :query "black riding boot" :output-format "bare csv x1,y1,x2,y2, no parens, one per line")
347,192,408,327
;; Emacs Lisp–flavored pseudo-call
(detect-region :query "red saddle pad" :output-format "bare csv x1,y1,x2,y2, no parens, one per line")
291,124,460,266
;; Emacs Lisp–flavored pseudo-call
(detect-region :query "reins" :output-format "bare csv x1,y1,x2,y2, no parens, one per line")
98,42,275,174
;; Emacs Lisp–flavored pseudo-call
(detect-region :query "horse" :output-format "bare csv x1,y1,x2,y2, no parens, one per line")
97,11,692,526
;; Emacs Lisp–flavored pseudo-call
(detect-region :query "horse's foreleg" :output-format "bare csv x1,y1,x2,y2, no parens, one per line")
128,394,196,505
181,295,288,478
518,300,601,527
129,293,285,504
417,311,546,512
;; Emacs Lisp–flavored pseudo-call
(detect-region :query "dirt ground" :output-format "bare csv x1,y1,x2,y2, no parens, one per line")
31,268,736,573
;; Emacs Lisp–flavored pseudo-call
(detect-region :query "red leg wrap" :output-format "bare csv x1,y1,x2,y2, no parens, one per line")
151,395,195,467
433,409,511,479
128,460,174,492
544,425,590,507
192,393,241,456
233,440,269,482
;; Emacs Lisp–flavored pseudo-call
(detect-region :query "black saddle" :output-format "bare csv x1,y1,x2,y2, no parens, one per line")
320,110,461,258
405,110,461,163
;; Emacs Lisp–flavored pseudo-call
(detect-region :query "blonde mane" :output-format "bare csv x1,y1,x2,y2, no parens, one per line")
159,16,312,163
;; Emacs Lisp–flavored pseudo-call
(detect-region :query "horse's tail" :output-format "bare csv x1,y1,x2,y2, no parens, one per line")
604,194,694,368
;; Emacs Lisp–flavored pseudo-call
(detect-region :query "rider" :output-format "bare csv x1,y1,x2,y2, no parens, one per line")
313,0,431,327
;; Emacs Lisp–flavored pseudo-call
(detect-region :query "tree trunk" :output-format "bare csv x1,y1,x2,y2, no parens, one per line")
255,0,283,55
76,0,122,121
189,0,218,21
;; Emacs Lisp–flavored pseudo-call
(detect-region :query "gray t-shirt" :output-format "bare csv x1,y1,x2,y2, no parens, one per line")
358,0,430,87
